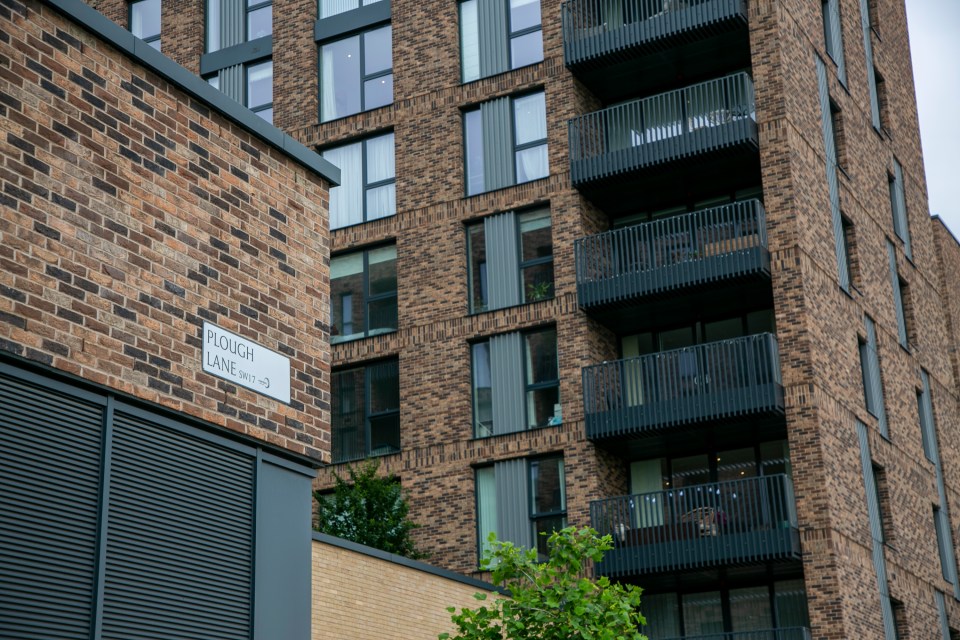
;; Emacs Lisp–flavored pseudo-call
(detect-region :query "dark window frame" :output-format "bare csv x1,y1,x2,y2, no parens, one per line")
330,243,398,344
528,454,567,557
331,358,400,464
320,130,397,229
244,57,273,123
458,0,544,84
318,21,393,123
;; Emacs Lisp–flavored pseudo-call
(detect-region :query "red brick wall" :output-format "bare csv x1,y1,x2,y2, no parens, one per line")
0,0,332,460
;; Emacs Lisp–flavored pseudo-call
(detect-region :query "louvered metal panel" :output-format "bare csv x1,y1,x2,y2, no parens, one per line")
481,97,513,191
919,370,937,462
863,317,888,438
219,0,245,49
477,0,508,78
495,458,532,550
0,370,104,640
490,332,526,435
219,64,245,105
815,55,850,291
887,242,908,347
485,211,521,310
100,411,255,640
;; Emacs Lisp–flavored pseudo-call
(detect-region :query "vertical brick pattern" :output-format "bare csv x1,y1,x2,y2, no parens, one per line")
0,0,331,460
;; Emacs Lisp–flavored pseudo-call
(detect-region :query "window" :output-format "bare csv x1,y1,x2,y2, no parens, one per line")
207,0,272,53
918,370,937,463
821,0,846,85
888,159,913,259
467,208,553,313
320,0,384,19
472,327,559,438
245,59,273,123
891,599,907,640
320,24,392,122
887,241,910,349
841,215,860,288
130,0,161,50
331,359,399,463
460,0,542,83
934,506,956,584
858,316,888,437
830,101,846,171
872,463,893,543
875,69,889,133
475,455,565,562
464,91,548,195
322,132,396,229
331,245,398,343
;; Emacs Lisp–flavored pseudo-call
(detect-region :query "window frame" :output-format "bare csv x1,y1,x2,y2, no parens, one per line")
322,130,397,229
330,243,398,344
528,454,566,558
331,358,400,463
522,327,560,430
458,0,543,83
319,22,393,123
246,0,272,41
129,0,162,49
244,58,274,123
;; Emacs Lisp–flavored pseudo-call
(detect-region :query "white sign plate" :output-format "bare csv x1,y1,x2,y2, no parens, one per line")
202,321,291,403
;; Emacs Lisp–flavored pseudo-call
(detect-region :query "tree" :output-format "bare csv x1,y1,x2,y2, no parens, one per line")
313,460,426,559
440,526,646,640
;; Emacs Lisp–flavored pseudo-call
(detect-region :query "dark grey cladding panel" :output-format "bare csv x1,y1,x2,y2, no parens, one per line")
200,36,273,75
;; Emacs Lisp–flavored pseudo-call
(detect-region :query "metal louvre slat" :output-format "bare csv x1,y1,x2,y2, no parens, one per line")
0,372,103,640
100,411,254,640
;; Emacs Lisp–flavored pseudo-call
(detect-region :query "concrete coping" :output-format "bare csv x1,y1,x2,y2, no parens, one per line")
40,0,341,186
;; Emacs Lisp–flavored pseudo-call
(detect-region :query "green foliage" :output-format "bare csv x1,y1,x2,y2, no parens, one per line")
440,527,646,640
525,281,552,302
313,460,427,560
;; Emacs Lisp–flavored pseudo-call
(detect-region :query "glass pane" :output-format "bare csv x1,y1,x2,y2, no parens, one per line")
660,326,695,351
247,4,271,40
531,457,565,514
704,317,742,342
207,74,220,90
681,591,724,636
460,0,480,82
368,245,397,295
365,184,396,220
473,342,493,437
246,60,272,110
206,0,220,51
256,107,272,124
519,209,551,262
774,579,810,628
670,454,710,488
331,253,365,342
323,141,364,228
467,224,487,313
331,368,364,462
363,74,393,110
369,360,399,413
476,467,497,558
730,586,773,632
366,132,396,182
760,440,789,476
148,39,161,51
534,514,565,557
521,262,553,303
321,36,361,121
131,0,161,39
525,329,557,385
509,0,540,32
368,297,397,335
464,109,484,195
526,385,559,428
320,0,359,18
513,92,546,145
369,413,399,455
747,309,775,334
515,145,548,184
643,594,681,638
510,30,542,70
364,25,392,74
716,447,756,483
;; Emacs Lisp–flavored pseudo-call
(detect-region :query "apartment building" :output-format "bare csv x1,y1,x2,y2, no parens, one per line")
69,0,960,636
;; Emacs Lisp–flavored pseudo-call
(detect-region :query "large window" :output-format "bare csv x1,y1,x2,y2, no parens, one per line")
472,327,559,438
322,132,396,229
130,0,161,50
464,91,548,195
331,359,400,463
476,455,565,562
320,24,392,122
207,0,271,52
888,159,913,259
858,316,888,437
331,245,398,343
460,0,542,83
320,0,384,19
821,0,846,85
467,208,552,313
245,59,273,123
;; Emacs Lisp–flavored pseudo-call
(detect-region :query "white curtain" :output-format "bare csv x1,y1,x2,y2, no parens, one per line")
460,0,480,82
514,93,548,182
206,0,220,51
365,133,396,220
323,142,363,229
476,467,498,562
320,45,338,121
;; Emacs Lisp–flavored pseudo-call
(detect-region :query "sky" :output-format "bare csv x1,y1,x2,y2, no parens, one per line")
905,0,960,235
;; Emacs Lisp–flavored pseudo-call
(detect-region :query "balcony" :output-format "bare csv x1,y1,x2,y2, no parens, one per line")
591,474,801,577
662,628,811,640
575,200,769,311
569,73,760,214
562,0,749,101
583,334,783,441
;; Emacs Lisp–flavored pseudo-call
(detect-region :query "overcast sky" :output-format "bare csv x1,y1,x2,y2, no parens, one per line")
905,0,960,235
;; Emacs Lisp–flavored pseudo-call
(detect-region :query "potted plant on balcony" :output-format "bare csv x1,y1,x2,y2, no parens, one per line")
525,281,553,302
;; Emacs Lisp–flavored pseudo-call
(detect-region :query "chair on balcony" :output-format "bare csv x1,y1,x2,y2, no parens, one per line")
681,506,718,536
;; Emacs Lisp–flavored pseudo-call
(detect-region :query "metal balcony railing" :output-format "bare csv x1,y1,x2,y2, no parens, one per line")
661,628,812,640
562,0,747,68
583,333,783,439
569,72,757,185
575,199,769,308
591,474,800,575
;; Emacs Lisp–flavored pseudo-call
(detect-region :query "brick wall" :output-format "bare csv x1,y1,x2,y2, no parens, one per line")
0,0,332,460
311,535,498,640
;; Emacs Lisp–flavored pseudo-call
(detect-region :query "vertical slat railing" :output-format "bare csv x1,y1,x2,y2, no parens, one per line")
583,333,782,437
574,199,768,306
590,474,799,574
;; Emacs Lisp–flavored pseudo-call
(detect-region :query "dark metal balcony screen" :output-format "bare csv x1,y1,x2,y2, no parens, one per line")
583,333,783,439
568,72,756,184
562,0,746,67
591,474,799,575
575,199,768,307
661,628,812,640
